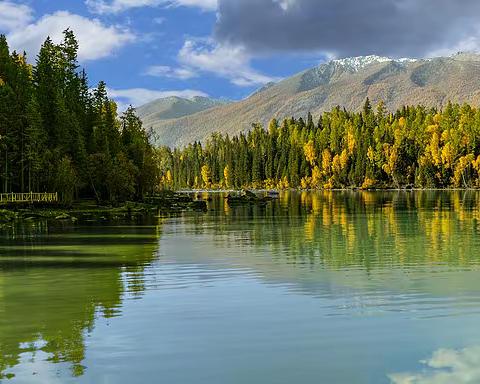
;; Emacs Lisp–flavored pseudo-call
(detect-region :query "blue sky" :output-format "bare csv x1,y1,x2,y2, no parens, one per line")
1,0,479,109
0,0,327,108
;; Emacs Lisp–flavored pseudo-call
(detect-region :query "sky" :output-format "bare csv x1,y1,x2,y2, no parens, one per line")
1,0,480,109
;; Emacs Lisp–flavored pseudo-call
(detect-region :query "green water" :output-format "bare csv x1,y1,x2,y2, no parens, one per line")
2,191,480,383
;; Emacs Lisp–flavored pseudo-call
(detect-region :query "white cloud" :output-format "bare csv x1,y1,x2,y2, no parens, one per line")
427,28,480,58
153,17,166,25
7,11,135,62
177,38,279,87
274,0,296,11
0,1,34,31
85,0,217,14
107,87,208,110
174,0,216,9
389,346,480,384
145,65,198,80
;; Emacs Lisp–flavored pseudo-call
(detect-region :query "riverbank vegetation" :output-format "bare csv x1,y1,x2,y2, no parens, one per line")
158,100,480,190
0,31,158,204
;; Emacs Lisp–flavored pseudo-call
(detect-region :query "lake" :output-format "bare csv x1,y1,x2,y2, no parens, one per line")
2,191,480,383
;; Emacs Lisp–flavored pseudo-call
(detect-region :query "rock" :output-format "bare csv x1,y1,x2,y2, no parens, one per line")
55,213,71,220
242,190,257,199
227,191,271,206
267,190,280,198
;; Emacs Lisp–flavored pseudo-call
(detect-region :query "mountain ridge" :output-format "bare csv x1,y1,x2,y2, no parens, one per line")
138,53,480,147
137,96,230,126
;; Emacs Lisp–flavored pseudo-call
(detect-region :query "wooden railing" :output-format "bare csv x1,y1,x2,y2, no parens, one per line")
0,192,58,204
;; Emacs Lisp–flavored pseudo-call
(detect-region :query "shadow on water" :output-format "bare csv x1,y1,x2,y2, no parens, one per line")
0,218,162,380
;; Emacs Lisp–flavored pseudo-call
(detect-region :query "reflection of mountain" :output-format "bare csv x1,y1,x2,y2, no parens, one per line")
164,191,480,308
0,222,161,380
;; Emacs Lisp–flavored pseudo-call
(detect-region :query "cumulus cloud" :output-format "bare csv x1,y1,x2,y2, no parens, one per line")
86,0,217,14
214,0,480,58
145,65,198,80
176,39,279,86
0,1,34,31
107,87,208,110
0,2,135,62
389,346,480,384
7,11,135,61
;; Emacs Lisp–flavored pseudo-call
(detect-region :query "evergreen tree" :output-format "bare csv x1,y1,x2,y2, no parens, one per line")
0,32,158,201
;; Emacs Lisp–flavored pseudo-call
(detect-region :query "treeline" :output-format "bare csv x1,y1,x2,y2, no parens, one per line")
158,100,480,190
0,31,157,203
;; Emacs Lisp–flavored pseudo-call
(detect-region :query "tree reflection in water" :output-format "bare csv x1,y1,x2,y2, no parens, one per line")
201,190,480,269
0,220,162,380
2,191,480,381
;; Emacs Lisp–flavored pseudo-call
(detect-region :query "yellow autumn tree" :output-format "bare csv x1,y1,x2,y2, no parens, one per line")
321,149,332,176
201,165,211,188
426,131,441,166
300,176,312,189
311,166,322,188
166,170,173,187
367,146,375,163
346,131,356,154
223,165,230,188
339,149,349,170
332,154,342,176
303,140,316,166
361,177,376,190
472,155,480,186
441,142,455,169
453,154,474,187
277,176,290,190
382,144,398,185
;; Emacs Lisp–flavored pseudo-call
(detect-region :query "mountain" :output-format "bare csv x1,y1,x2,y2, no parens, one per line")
137,96,230,128
139,53,480,148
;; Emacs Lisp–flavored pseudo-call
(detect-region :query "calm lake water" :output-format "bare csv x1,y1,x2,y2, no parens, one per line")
2,191,480,383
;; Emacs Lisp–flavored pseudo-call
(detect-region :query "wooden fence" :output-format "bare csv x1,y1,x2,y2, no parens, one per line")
0,192,58,204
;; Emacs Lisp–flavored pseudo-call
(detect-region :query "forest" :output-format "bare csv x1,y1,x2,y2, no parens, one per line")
158,100,480,190
4,31,480,197
0,31,157,204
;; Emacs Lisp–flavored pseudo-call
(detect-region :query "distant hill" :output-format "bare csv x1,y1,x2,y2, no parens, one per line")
138,53,480,147
137,96,230,128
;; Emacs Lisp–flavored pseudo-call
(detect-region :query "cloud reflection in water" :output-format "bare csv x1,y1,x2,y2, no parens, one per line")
389,346,480,384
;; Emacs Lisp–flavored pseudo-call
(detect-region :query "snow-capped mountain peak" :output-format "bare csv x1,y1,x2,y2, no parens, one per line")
331,55,416,71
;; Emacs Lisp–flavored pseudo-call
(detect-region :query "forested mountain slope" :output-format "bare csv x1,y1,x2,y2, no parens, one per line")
142,53,480,147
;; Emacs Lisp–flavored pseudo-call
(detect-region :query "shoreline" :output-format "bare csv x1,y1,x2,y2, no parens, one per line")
177,188,480,193
2,188,479,225
0,193,207,225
